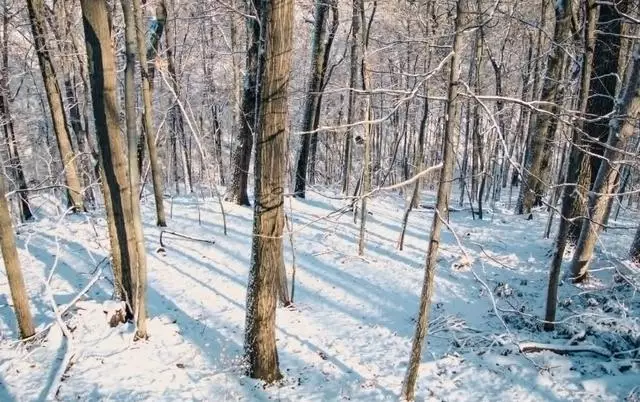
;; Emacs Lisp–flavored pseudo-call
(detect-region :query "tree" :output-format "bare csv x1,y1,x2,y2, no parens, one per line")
80,0,147,338
569,42,640,282
294,0,332,198
341,0,363,194
25,0,84,212
121,0,149,339
0,5,31,221
244,0,294,383
545,0,597,331
516,0,572,215
567,1,628,240
401,0,469,398
0,170,34,339
133,0,167,227
227,0,260,206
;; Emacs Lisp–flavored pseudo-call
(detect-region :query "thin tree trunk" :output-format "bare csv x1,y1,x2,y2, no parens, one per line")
357,1,376,256
0,172,35,339
294,0,330,198
227,0,259,206
244,0,294,383
133,0,167,226
121,0,149,339
341,0,362,194
0,7,31,221
26,0,84,211
402,0,469,398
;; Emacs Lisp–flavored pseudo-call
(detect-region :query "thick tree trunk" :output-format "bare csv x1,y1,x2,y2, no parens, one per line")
516,0,572,215
227,0,260,206
570,42,640,282
133,0,167,227
80,0,140,319
584,2,627,187
26,0,84,211
244,0,294,383
401,0,469,398
0,172,35,339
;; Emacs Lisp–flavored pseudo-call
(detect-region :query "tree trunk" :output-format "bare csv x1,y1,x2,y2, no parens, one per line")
244,0,294,383
294,0,330,198
26,0,84,211
0,171,35,339
133,0,167,227
121,0,149,339
570,42,640,282
516,0,572,215
227,0,260,206
80,0,141,320
341,0,362,194
401,0,469,398
357,1,376,256
583,1,627,188
0,7,31,221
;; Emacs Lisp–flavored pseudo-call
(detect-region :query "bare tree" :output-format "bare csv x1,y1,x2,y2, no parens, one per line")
80,0,146,337
402,0,470,398
294,0,332,198
122,0,149,339
25,0,84,212
341,0,363,194
244,0,294,383
0,171,34,339
569,42,640,282
516,0,572,215
1,5,30,221
227,0,260,206
545,0,597,331
134,0,167,227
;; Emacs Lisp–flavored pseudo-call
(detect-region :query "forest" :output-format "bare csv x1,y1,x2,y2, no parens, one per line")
0,0,639,400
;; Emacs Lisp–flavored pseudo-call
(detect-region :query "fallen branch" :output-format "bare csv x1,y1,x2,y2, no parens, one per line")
519,342,612,358
43,280,75,400
159,230,216,249
17,261,106,344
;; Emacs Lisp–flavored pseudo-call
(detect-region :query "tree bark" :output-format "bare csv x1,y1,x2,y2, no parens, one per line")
294,0,330,198
244,0,294,383
121,0,149,339
80,0,140,319
401,0,469,398
570,42,640,282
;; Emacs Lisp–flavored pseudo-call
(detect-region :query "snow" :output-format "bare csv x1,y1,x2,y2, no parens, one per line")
0,189,638,401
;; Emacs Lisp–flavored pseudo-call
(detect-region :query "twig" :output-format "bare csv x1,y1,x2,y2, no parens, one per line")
159,230,215,248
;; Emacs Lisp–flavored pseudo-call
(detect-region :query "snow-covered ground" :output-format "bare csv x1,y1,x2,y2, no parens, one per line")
0,188,638,401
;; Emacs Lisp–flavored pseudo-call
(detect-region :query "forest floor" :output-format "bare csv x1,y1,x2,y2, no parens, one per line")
0,187,639,401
